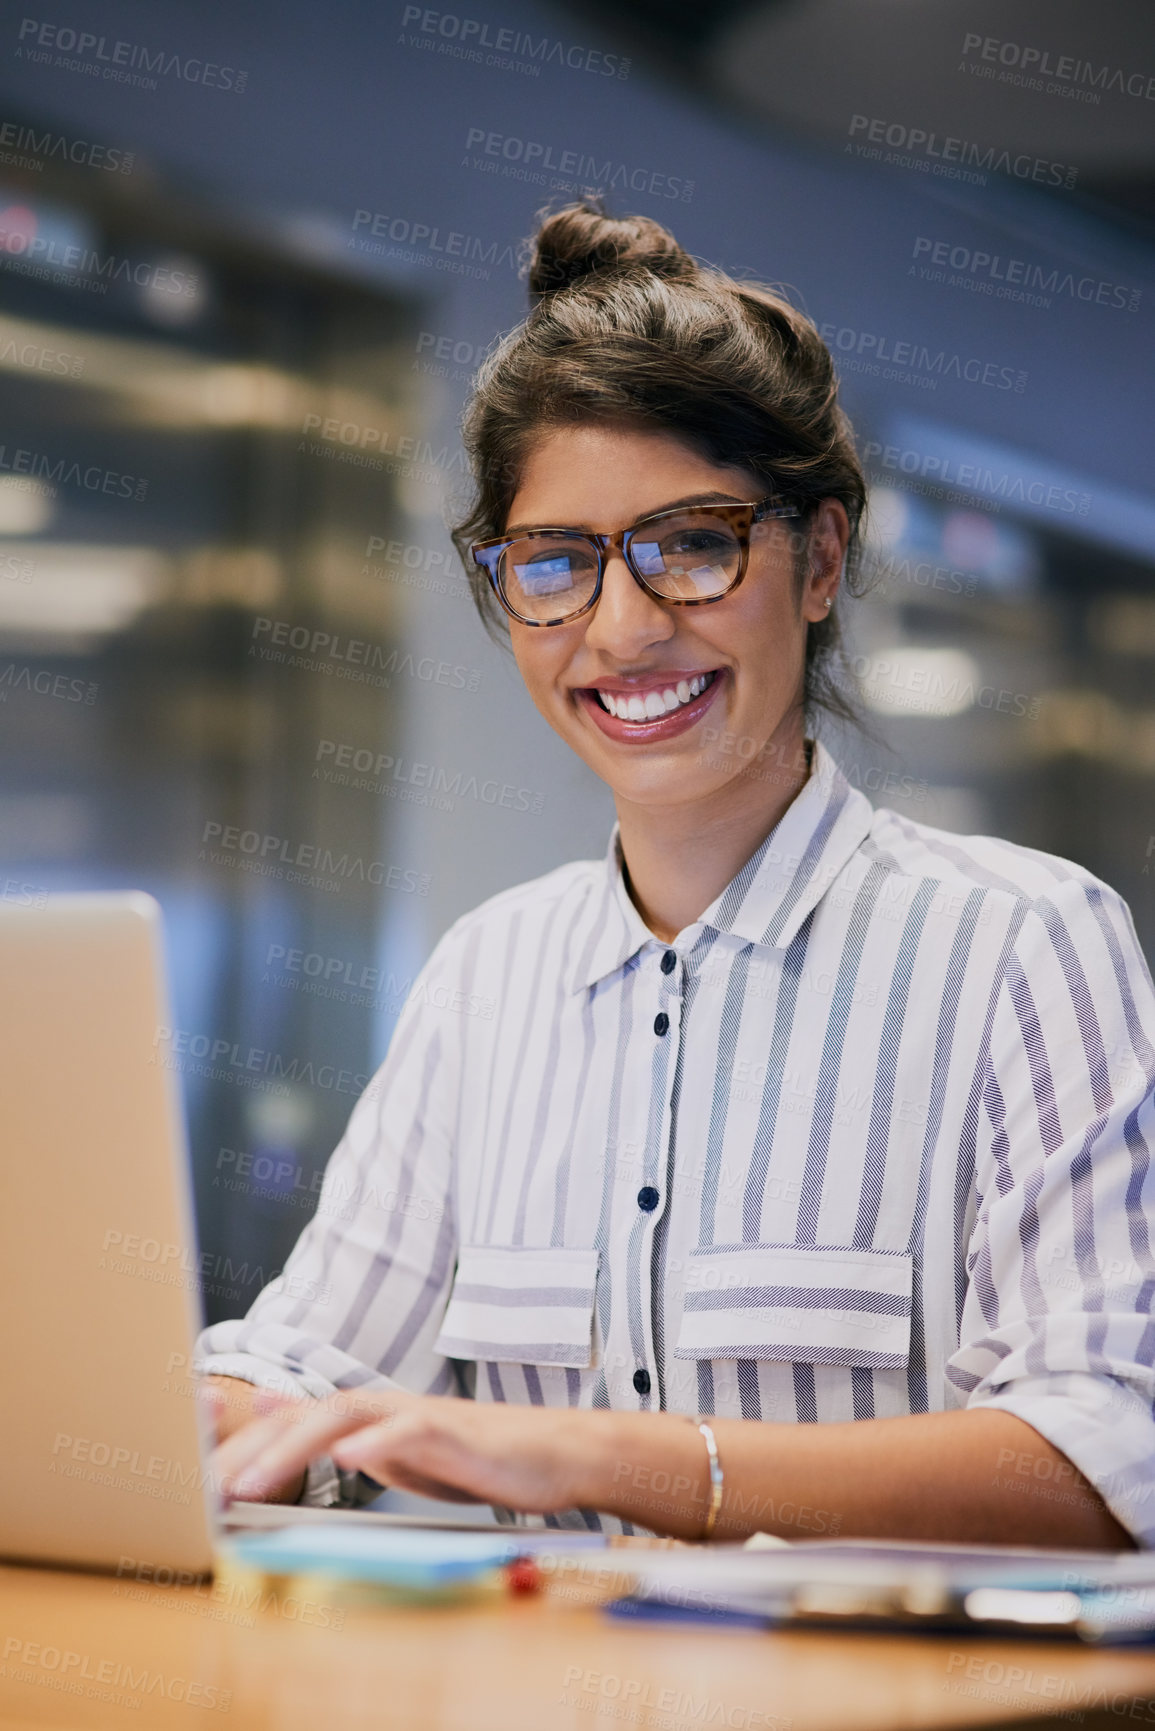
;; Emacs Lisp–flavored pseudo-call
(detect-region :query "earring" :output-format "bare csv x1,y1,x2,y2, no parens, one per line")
823,597,832,608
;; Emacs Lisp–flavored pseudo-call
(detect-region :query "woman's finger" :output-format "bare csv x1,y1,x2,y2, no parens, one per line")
211,1403,317,1498
221,1389,400,1501
332,1405,558,1510
331,1423,485,1503
332,1416,487,1503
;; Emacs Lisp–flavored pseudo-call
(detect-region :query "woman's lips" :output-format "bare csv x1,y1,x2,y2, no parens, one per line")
575,670,725,742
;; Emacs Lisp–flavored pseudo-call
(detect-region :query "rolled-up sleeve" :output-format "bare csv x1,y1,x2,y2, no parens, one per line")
195,928,466,1505
947,875,1155,1544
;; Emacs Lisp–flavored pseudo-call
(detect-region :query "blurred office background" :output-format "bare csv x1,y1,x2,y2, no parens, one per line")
1,0,1152,1323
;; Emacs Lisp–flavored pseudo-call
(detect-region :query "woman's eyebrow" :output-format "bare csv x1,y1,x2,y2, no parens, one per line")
503,491,747,536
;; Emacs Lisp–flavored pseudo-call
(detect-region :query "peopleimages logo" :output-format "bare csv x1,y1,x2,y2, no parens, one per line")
2,876,47,905
198,818,431,896
152,1023,370,1099
262,942,496,1015
399,7,630,79
462,127,694,201
910,237,1141,314
862,440,1091,518
0,334,86,375
0,662,97,704
249,615,481,693
313,738,546,815
349,208,519,281
298,410,470,482
817,319,1026,393
559,1665,793,1729
412,328,495,381
0,117,133,172
0,1632,232,1714
0,235,196,295
866,549,977,599
960,33,1155,103
847,114,1078,189
0,442,147,498
362,534,471,606
15,17,248,92
0,227,197,301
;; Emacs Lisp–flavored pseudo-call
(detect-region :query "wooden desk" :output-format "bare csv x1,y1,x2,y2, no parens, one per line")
4,1551,1155,1731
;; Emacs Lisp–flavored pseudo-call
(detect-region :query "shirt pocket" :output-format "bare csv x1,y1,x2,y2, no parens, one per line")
674,1243,913,1369
433,1244,600,1368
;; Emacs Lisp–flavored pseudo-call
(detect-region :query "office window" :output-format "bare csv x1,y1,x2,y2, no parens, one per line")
0,160,426,1320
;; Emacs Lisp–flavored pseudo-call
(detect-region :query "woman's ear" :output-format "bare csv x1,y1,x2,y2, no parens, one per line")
802,500,850,621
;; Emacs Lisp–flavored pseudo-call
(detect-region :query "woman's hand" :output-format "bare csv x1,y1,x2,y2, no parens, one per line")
210,1386,612,1513
330,1397,615,1512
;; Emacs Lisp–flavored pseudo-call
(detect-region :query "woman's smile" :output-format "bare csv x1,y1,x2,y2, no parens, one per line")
575,665,725,741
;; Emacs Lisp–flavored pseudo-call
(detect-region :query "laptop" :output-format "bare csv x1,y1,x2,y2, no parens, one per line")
0,892,492,1577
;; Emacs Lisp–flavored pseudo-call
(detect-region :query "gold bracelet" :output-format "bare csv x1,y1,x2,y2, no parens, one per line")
696,1419,724,1541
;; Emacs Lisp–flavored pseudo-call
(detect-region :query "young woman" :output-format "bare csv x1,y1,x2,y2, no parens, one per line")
201,204,1155,1549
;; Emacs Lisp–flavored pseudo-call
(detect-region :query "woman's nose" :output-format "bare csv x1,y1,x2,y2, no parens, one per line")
582,550,675,656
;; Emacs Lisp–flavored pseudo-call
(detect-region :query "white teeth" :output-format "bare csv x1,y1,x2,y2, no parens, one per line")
594,671,715,723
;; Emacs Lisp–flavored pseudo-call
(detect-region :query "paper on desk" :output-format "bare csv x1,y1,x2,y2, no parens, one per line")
606,1538,1155,1641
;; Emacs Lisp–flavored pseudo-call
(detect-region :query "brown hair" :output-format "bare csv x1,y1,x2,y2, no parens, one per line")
451,200,869,729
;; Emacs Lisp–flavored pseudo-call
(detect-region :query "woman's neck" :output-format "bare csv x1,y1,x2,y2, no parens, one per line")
615,725,814,945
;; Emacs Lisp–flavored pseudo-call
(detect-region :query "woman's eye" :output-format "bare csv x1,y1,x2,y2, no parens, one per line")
513,555,581,594
663,531,730,558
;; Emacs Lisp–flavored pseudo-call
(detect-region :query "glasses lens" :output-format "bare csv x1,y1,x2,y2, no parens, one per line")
501,535,599,621
629,510,743,599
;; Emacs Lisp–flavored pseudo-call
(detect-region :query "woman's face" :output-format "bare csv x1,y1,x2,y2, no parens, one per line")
504,423,847,813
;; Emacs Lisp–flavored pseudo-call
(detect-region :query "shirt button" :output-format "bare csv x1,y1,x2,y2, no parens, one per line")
653,1012,669,1036
661,949,677,974
633,1368,651,1395
637,1186,659,1211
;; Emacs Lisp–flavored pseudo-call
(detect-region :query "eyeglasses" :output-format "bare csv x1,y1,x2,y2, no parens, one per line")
470,495,803,627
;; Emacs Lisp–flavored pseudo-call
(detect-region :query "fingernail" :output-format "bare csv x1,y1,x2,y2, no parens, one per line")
228,1469,265,1499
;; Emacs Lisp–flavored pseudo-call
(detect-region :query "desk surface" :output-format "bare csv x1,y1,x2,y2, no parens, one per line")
4,1551,1155,1731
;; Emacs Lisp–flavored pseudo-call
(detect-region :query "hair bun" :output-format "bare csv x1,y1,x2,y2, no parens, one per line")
526,199,697,298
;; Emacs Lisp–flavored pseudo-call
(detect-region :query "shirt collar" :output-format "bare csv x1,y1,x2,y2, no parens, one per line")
563,740,875,995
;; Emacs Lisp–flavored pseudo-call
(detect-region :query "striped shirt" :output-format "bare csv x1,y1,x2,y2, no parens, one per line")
197,739,1155,1541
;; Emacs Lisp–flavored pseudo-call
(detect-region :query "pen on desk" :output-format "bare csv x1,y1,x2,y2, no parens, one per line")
606,1596,773,1630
